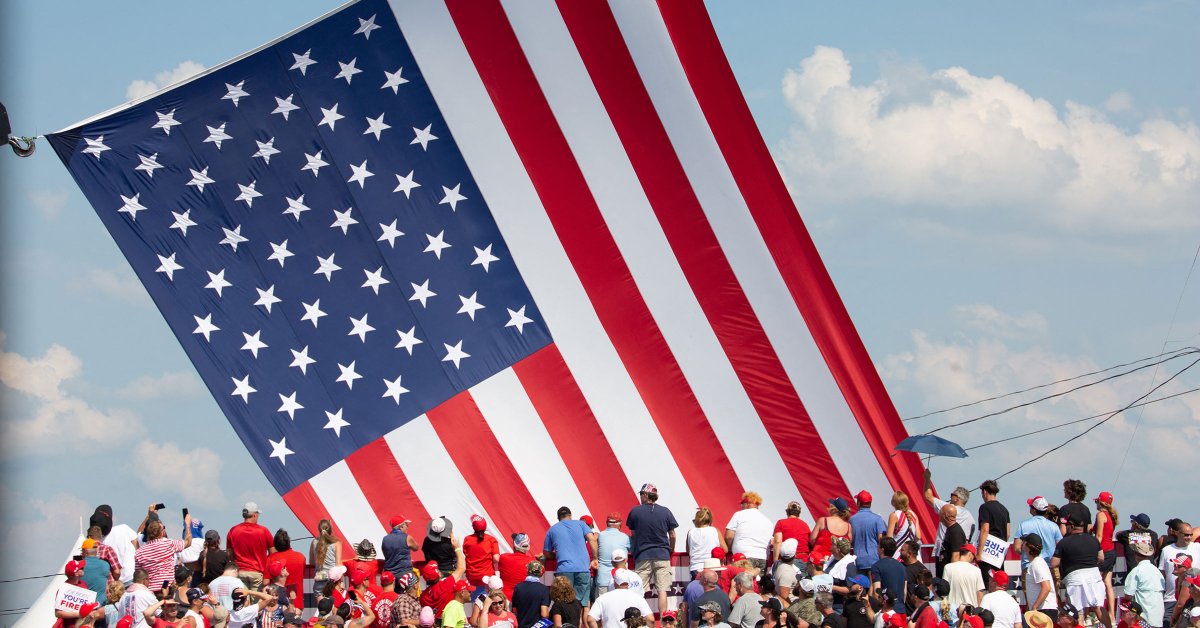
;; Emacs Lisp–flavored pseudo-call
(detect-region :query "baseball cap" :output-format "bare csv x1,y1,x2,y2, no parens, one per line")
960,543,978,555
268,562,284,579
909,584,930,601
829,497,850,511
1131,513,1151,527
855,490,872,504
760,598,783,611
421,562,440,581
710,547,726,560
807,550,827,564
78,602,99,619
731,552,747,562
81,538,96,550
1067,513,1088,527
471,514,488,532
243,501,261,515
963,616,983,628
381,571,396,586
662,610,677,621
992,571,1009,587
205,529,221,542
848,575,869,589
1186,575,1200,588
638,482,658,495
1094,491,1113,505
454,579,471,593
798,579,816,593
1120,598,1143,615
513,533,531,551
624,607,647,623
1027,496,1049,512
186,588,205,604
580,515,595,528
397,573,417,591
1060,602,1080,620
611,547,628,562
419,607,436,628
329,565,347,582
888,614,908,628
1171,555,1193,569
780,538,798,558
614,569,638,587
64,560,85,576
702,557,726,571
389,515,411,529
606,511,623,524
698,601,723,614
116,616,134,628
350,569,368,586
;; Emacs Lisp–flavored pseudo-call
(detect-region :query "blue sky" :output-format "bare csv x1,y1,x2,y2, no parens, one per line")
3,0,1199,611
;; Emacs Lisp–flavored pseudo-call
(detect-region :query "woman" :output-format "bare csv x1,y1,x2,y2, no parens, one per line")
471,576,505,626
1092,492,1117,623
548,575,584,627
198,530,229,586
311,519,344,597
1021,534,1057,622
773,502,812,564
886,492,921,557
322,565,349,607
498,533,538,600
828,538,857,614
423,517,458,576
689,507,727,579
475,591,517,628
696,601,731,628
102,581,126,628
810,499,853,559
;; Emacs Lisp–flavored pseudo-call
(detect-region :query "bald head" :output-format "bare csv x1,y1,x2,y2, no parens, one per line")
940,504,957,525
700,569,718,588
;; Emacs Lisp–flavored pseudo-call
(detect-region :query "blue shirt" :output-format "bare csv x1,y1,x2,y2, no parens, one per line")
381,528,413,576
595,528,630,587
1013,516,1062,570
627,503,679,561
870,557,908,614
543,519,592,573
849,509,887,570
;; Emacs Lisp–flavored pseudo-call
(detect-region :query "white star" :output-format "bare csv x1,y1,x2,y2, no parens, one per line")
382,375,409,405
348,313,375,342
187,167,215,193
301,299,326,327
363,113,391,140
268,240,293,267
439,184,467,211
409,279,436,308
302,151,329,177
231,375,256,403
357,267,388,295
347,160,374,189
153,110,181,135
330,208,359,234
335,58,362,84
354,14,381,39
170,209,196,236
319,104,344,131
314,253,341,281
381,67,409,93
506,306,534,333
192,313,219,341
117,193,147,220
272,95,300,120
457,292,486,321
472,244,500,272
393,170,421,198
377,220,404,247
135,153,163,177
205,269,232,297
240,330,268,358
290,346,316,374
290,49,317,75
82,136,110,159
277,392,304,420
411,124,438,150
254,285,281,312
442,341,470,369
283,195,311,220
155,253,183,281
252,138,280,163
395,326,423,355
336,361,362,389
268,437,294,465
423,231,451,259
222,81,249,107
220,225,248,251
323,409,350,437
235,180,261,207
204,123,232,149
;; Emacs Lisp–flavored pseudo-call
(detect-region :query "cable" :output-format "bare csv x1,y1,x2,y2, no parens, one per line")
923,349,1198,435
993,356,1200,482
0,574,58,584
903,346,1196,422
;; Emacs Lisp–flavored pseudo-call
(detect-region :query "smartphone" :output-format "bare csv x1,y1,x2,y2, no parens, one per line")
155,503,166,510
162,580,171,590
182,507,189,517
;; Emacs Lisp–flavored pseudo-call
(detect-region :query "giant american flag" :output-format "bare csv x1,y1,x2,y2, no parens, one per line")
48,0,927,552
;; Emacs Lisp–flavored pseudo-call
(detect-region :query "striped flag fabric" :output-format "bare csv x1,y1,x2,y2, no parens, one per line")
47,0,927,552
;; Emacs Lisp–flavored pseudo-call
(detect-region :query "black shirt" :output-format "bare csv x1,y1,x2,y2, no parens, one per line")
1115,529,1159,568
842,598,871,628
904,560,930,594
977,501,1010,540
549,599,583,628
421,537,456,569
512,581,550,628
941,523,966,559
822,613,848,628
1053,533,1101,577
1057,503,1092,533
200,548,230,583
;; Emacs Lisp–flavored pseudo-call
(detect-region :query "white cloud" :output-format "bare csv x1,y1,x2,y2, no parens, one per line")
0,489,92,609
1105,90,1133,113
953,304,1048,339
132,440,225,508
117,370,203,400
126,60,206,100
29,189,70,221
777,46,1200,233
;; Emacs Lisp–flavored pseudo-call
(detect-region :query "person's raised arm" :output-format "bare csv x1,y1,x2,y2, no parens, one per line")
183,513,193,546
142,599,165,622
724,525,735,549
409,533,421,551
138,504,156,535
451,534,467,580
587,531,599,563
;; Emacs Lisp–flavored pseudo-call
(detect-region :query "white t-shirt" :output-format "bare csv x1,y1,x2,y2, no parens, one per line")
726,509,773,560
688,527,722,572
1159,543,1200,602
980,591,1022,628
773,561,798,591
1024,556,1057,610
226,605,260,628
209,575,246,610
943,561,984,611
104,524,139,583
588,588,652,628
931,499,976,558
117,585,157,628
829,555,856,581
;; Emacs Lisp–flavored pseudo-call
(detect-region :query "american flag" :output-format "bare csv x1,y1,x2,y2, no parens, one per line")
48,0,926,552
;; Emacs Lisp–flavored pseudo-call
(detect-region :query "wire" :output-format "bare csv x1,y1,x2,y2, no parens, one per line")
903,346,1197,422
0,574,58,584
993,356,1200,482
923,348,1199,435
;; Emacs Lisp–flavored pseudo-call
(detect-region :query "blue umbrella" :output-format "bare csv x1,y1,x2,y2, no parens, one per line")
894,434,968,459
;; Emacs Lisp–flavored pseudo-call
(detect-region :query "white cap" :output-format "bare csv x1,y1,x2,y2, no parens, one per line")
611,548,628,562
430,518,446,533
799,579,816,593
701,557,726,571
1030,497,1049,511
243,502,261,515
780,538,799,558
614,569,638,587
485,575,503,591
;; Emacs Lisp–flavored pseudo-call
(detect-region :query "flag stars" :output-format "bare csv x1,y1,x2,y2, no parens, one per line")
290,346,316,375
254,285,281,312
117,193,147,220
506,306,534,333
204,123,232,149
82,136,110,159
395,326,422,355
220,225,248,251
382,67,408,93
424,231,451,259
393,170,420,198
231,374,256,403
348,314,375,342
324,409,350,437
472,244,499,272
277,392,303,420
457,292,485,321
412,124,438,150
223,81,249,107
290,49,317,75
268,437,294,465
193,313,220,341
268,240,293,267
301,299,327,327
155,253,183,281
284,195,312,221
153,110,181,135
439,184,467,212
170,209,196,236
335,58,362,84
252,138,280,163
442,341,470,369
273,95,300,120
362,267,390,294
188,167,215,193
354,14,381,39
314,254,341,281
319,104,344,131
205,269,232,297
331,208,359,234
347,160,374,188
409,279,436,308
235,180,262,207
382,375,409,404
336,361,362,389
378,220,404,247
302,151,329,177
240,330,268,358
363,113,391,140
135,153,164,177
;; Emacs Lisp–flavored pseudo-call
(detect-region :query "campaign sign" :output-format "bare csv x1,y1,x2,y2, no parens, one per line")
980,535,1010,569
54,583,96,613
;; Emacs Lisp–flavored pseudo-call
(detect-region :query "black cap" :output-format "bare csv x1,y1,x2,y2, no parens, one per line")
760,598,783,612
909,584,930,601
317,598,335,615
622,607,644,622
1060,603,1080,619
933,577,950,598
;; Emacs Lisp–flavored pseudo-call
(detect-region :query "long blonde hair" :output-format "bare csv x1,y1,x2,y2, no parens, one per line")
694,507,713,527
313,519,340,566
1097,501,1118,528
891,491,910,512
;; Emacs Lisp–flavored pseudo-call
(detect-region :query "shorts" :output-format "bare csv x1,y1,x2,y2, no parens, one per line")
1099,550,1117,574
1064,568,1105,609
562,571,592,604
237,570,264,591
635,559,673,594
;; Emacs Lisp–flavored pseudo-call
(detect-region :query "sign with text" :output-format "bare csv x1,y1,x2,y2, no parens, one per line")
54,583,96,614
980,535,1010,569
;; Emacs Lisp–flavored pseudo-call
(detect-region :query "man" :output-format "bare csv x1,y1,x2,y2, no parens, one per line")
816,593,846,628
937,505,967,578
55,561,101,627
870,538,908,614
1013,497,1062,574
350,568,380,613
589,568,652,628
226,588,276,628
391,573,422,628
727,572,760,628
117,569,159,628
978,571,1020,628
265,529,306,609
906,585,936,628
924,471,976,573
544,506,599,609
596,512,631,596
382,515,420,583
93,505,139,585
841,576,870,628
943,543,984,611
420,536,467,619
1117,514,1160,574
226,502,273,591
1124,542,1165,628
1051,515,1106,627
209,561,246,611
688,569,731,628
371,571,398,628
441,579,473,628
85,527,123,581
79,540,112,602
1160,521,1200,625
849,492,887,573
975,481,1010,587
900,540,930,602
627,482,679,615
726,491,773,570
1120,598,1153,628
135,513,193,590
464,515,502,596
511,561,550,628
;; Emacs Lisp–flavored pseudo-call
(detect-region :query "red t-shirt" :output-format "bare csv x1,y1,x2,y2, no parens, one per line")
774,518,813,557
265,549,308,609
498,553,537,599
226,522,273,574
419,577,457,617
718,565,742,593
912,604,938,628
372,591,398,628
344,559,380,587
463,534,501,586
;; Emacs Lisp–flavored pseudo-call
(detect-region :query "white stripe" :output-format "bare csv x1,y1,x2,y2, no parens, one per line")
608,0,894,502
498,0,804,523
309,461,388,551
388,0,699,528
470,368,587,523
383,415,511,552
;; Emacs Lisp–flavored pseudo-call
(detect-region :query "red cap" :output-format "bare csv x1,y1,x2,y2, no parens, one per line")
855,490,872,504
381,571,396,586
580,515,595,528
78,603,99,618
1095,491,1114,505
268,562,284,579
1171,555,1193,569
960,544,977,555
421,562,441,581
731,552,746,562
992,571,1009,587
454,579,472,592
964,616,983,628
710,547,727,560
1186,575,1200,588
389,515,411,528
662,611,677,621
606,512,623,524
807,551,827,564
64,560,85,576
116,616,134,628
471,515,487,532
350,569,368,586
937,623,951,628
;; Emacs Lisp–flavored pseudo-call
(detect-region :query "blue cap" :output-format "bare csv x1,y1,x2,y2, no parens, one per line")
849,574,870,589
1131,513,1150,527
828,497,850,511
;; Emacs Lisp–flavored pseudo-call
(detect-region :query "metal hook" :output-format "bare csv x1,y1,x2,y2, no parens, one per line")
8,137,36,158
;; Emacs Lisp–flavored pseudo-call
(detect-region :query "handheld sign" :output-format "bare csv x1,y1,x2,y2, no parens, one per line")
54,583,97,614
980,535,1010,569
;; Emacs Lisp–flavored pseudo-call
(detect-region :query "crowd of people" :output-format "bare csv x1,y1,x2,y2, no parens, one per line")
50,476,1200,628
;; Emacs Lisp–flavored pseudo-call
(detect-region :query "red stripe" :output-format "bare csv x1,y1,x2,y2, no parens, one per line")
552,0,851,513
344,439,433,546
283,481,354,557
426,390,551,550
512,345,638,524
653,0,930,522
444,0,744,527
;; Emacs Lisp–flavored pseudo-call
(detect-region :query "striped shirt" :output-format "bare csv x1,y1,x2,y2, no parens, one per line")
95,542,123,579
134,538,185,588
